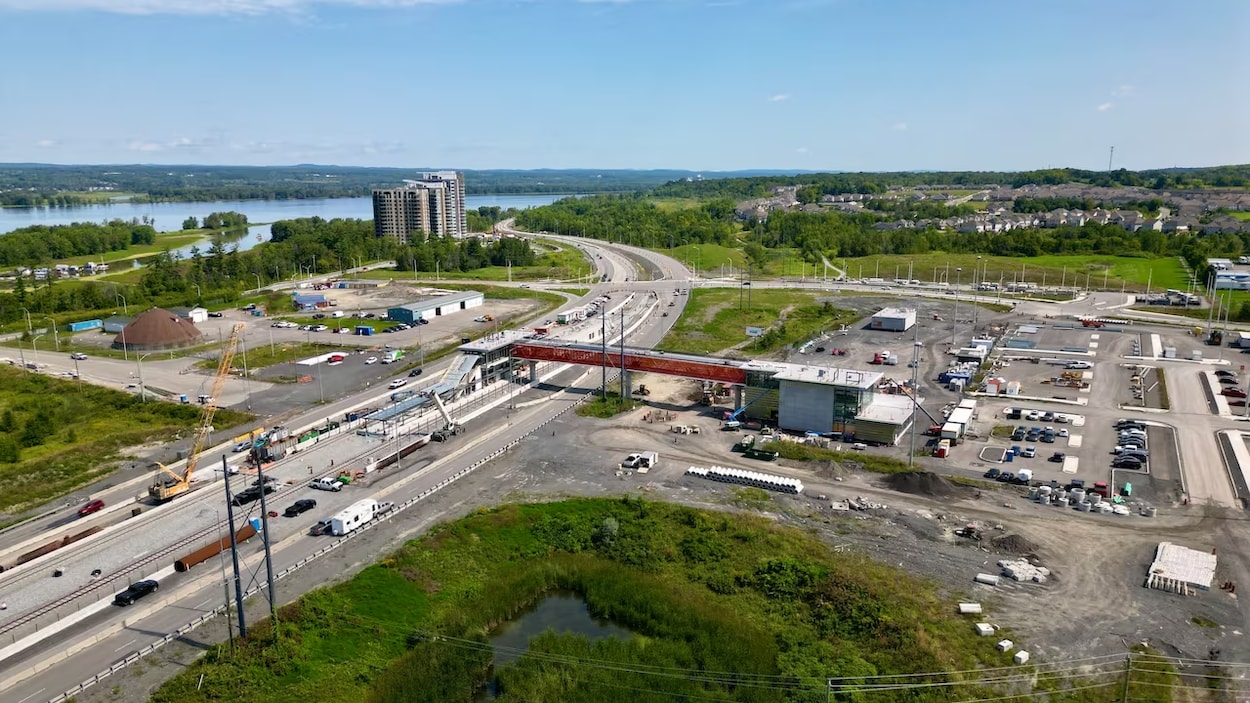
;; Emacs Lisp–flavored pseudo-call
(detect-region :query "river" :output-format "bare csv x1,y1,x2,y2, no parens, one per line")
0,193,566,236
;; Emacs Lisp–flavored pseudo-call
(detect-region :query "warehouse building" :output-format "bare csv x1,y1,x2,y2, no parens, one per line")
388,291,484,325
870,307,916,332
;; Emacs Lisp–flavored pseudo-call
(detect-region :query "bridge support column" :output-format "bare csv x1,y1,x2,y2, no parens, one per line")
528,360,538,387
621,369,630,398
734,386,743,412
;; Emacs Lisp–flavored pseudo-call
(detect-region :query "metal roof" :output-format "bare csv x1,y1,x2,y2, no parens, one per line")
389,291,483,313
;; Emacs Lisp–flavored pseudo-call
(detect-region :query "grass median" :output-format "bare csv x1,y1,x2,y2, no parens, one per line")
660,288,858,356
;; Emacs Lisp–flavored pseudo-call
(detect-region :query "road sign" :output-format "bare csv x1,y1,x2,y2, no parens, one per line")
746,326,764,337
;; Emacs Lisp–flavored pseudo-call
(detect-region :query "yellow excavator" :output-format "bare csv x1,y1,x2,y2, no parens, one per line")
149,323,245,502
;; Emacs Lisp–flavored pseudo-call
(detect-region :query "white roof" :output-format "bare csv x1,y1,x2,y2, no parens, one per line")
873,306,915,318
769,364,882,389
1149,542,1217,588
855,394,915,424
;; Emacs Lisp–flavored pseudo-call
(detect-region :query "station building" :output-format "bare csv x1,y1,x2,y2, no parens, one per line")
387,291,484,325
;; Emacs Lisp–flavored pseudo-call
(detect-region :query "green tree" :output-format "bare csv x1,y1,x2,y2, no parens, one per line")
181,216,199,230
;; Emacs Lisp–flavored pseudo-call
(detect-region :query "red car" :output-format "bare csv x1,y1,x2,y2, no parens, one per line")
78,499,105,517
1222,388,1247,398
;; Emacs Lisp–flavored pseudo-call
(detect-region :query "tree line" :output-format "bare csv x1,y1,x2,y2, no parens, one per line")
181,211,250,230
652,165,1250,200
514,194,740,249
1012,196,1167,215
0,220,156,267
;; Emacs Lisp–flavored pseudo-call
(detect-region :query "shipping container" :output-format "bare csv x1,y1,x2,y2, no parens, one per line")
68,319,103,332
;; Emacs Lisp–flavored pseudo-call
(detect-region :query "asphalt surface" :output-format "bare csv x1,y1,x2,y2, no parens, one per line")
0,237,688,703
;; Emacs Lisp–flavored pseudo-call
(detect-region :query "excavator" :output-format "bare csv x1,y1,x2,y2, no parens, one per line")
149,323,245,502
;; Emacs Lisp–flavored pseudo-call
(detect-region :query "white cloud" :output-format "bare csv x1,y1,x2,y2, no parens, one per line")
892,122,907,131
1111,84,1134,97
128,140,164,152
1096,102,1113,112
35,139,57,147
795,146,808,154
0,0,460,15
767,93,790,102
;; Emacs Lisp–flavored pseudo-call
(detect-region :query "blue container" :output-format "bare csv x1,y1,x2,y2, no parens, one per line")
68,319,103,332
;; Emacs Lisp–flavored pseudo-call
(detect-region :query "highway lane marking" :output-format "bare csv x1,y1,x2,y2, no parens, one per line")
114,638,137,652
16,689,45,703
195,598,212,609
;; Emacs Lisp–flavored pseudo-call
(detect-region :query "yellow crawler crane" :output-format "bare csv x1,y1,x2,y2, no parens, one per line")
148,323,245,502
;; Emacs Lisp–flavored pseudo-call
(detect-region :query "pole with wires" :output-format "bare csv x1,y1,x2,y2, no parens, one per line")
254,460,280,642
221,457,246,638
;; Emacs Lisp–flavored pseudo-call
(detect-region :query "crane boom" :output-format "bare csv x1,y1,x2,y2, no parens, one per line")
149,322,246,501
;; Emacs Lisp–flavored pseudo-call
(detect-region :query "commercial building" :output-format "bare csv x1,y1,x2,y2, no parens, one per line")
387,291,484,325
870,307,917,332
372,171,467,243
113,308,204,352
169,306,209,324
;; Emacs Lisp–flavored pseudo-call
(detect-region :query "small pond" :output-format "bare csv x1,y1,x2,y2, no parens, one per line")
476,592,633,700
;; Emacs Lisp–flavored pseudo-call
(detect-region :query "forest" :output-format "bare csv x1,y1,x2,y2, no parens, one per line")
0,220,156,266
0,165,783,205
0,216,537,328
652,165,1250,200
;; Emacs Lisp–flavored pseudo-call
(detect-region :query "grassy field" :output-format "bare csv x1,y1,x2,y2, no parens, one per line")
761,440,914,473
838,253,1190,291
1229,211,1250,221
661,288,858,355
669,242,747,274
148,497,1010,703
0,367,251,513
54,229,213,269
647,197,704,211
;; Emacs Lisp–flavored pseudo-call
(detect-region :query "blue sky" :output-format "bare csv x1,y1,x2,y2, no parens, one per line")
0,0,1246,171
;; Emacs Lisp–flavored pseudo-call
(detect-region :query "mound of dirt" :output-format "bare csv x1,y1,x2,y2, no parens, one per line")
884,471,965,498
991,533,1040,555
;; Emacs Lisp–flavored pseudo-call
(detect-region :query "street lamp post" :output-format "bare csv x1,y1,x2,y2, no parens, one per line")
20,307,32,334
193,283,202,302
972,256,983,331
45,317,59,351
136,352,152,402
254,273,262,291
115,294,128,315
31,334,43,369
951,267,963,347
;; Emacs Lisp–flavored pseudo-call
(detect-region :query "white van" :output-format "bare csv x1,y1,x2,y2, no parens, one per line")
331,310,345,318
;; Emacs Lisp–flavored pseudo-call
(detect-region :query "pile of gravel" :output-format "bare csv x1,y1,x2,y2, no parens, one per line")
884,471,966,498
991,533,1040,556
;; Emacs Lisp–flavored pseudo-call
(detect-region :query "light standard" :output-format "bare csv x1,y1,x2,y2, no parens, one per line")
253,273,262,291
951,267,962,347
45,317,59,351
20,307,32,334
136,352,152,402
972,256,983,331
31,334,44,370
115,294,128,315
907,336,923,468
193,283,202,302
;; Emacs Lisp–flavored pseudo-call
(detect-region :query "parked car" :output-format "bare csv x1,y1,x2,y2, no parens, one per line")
364,356,379,365
283,499,317,517
1048,452,1065,463
230,484,277,506
1220,377,1239,385
408,368,424,377
1113,457,1144,468
78,498,106,516
996,472,1015,483
208,311,224,318
113,579,159,606
1216,370,1237,378
1057,428,1069,438
1021,446,1036,458
984,467,1001,479
232,440,252,453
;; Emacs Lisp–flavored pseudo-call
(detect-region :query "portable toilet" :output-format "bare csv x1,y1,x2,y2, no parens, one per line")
1122,482,1132,497
179,394,189,404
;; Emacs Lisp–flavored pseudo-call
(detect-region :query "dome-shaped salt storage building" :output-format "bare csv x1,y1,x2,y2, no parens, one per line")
113,308,204,352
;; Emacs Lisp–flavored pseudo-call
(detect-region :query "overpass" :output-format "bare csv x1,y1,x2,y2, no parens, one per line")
510,341,747,385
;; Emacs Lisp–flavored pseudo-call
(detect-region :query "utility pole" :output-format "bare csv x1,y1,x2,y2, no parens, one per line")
620,305,627,397
216,509,235,656
221,457,247,638
907,331,922,468
255,460,279,641
600,307,607,401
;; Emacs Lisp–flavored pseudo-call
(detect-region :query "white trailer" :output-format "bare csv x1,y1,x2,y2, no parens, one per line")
330,498,380,536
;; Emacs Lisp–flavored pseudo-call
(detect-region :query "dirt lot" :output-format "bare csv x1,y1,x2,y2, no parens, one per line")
75,367,1250,703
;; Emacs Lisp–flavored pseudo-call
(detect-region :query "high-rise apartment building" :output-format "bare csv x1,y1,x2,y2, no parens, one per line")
372,171,466,243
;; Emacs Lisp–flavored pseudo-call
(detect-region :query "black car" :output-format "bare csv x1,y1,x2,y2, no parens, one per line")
408,368,424,377
1048,452,1066,463
231,484,277,506
996,472,1014,483
984,467,1001,479
1216,370,1236,378
208,311,224,318
1220,377,1239,385
114,579,159,606
283,499,317,517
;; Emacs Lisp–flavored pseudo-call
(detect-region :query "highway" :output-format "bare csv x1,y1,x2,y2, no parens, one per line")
0,237,689,703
